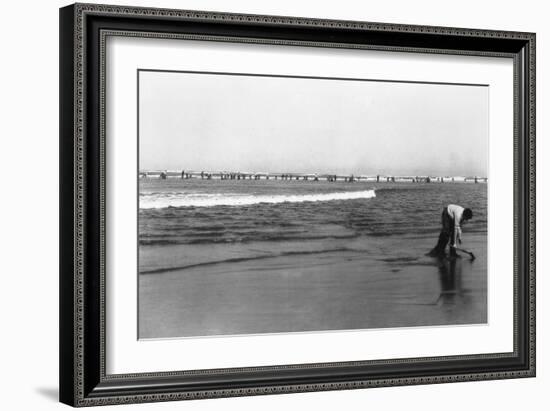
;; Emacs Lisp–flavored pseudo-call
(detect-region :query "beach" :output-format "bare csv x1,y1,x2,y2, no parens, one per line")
138,180,487,339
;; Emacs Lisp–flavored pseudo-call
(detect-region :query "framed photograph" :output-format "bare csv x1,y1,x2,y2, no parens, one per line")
59,3,535,406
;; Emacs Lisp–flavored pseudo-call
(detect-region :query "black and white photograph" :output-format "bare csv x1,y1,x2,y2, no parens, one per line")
53,1,537,408
137,70,488,339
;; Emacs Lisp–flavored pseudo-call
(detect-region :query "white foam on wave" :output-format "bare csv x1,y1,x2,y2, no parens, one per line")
140,189,376,209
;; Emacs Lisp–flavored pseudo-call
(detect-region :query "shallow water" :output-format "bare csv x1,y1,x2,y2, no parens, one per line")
138,179,487,339
139,179,486,247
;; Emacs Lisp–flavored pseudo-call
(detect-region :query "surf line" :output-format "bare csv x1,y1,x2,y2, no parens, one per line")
140,189,376,209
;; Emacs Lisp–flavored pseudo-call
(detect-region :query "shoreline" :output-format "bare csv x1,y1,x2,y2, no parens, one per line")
138,232,487,339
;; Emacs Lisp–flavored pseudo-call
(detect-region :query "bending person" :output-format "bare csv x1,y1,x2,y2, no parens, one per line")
429,204,473,257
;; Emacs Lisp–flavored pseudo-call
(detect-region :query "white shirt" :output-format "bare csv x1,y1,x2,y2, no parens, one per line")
446,204,464,246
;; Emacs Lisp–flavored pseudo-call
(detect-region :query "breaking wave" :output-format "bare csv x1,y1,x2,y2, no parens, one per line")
140,189,376,209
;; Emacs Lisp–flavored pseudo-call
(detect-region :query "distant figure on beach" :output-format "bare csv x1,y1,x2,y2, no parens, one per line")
429,204,473,257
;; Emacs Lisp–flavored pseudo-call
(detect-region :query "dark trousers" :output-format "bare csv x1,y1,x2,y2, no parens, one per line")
430,208,457,256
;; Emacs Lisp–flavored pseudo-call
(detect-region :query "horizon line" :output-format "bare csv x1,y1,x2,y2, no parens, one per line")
139,169,487,178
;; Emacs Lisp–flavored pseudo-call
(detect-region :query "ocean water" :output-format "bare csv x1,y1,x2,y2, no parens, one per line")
138,179,488,338
139,179,486,251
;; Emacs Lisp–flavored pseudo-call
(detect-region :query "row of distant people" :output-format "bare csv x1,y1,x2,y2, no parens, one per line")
139,171,487,183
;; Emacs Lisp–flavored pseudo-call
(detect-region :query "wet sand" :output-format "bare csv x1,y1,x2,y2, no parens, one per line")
138,232,487,339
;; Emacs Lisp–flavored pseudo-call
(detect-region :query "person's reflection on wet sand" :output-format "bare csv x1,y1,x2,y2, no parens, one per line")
436,257,463,306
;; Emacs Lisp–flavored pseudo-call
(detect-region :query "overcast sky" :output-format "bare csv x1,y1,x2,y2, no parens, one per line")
139,70,488,176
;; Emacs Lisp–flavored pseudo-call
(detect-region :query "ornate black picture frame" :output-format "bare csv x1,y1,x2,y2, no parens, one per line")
59,3,535,407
